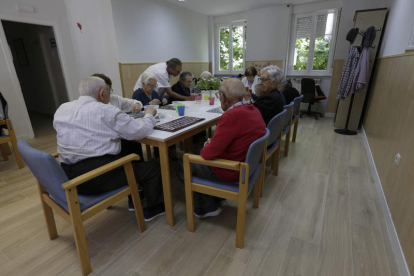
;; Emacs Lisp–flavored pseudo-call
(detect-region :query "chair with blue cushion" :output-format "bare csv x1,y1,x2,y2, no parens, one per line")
265,109,287,176
292,95,304,142
0,92,23,168
183,129,269,248
17,140,146,276
282,102,294,157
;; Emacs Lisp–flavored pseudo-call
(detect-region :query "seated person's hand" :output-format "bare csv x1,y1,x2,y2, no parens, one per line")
144,107,157,117
132,103,141,114
162,98,168,105
187,95,196,101
149,99,160,105
244,87,253,102
203,138,211,147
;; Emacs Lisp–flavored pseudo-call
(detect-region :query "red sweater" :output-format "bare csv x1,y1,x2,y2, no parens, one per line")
200,104,266,182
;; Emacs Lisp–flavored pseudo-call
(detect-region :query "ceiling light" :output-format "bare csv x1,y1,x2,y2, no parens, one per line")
178,0,185,2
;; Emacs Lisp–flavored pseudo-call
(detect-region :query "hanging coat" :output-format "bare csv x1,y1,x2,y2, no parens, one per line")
336,46,360,99
352,47,370,91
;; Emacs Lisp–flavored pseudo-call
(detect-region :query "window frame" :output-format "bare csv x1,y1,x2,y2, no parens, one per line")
214,21,246,75
287,9,339,76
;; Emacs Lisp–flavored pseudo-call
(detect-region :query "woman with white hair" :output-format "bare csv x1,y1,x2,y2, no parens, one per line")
132,72,169,108
252,65,285,125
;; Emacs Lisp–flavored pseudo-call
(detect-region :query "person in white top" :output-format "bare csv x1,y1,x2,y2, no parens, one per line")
241,66,259,94
133,58,195,101
53,76,165,221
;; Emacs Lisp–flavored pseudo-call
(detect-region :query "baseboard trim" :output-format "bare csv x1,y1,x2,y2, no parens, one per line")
361,126,411,276
325,112,335,117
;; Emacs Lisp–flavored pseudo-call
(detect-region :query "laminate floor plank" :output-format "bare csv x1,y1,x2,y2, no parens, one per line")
204,253,246,276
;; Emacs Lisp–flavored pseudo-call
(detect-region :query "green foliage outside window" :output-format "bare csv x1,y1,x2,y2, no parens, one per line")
293,37,331,71
220,28,229,70
219,26,244,71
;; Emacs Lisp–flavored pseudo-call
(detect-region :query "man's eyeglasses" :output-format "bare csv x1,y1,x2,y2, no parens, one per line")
258,78,271,83
147,83,158,88
215,91,226,99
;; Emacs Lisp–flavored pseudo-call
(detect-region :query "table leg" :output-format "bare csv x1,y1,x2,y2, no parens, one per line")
145,145,152,161
159,144,174,226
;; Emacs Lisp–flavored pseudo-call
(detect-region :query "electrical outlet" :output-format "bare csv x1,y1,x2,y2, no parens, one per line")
395,153,401,166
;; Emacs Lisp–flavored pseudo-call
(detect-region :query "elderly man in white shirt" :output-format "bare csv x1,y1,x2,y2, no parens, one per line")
134,58,195,101
54,76,165,221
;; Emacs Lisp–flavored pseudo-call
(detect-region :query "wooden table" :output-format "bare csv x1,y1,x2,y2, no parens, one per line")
138,101,222,226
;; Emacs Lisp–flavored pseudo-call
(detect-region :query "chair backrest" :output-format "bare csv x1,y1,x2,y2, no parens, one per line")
267,109,286,146
244,128,270,179
283,102,294,127
17,140,69,205
293,95,304,115
300,78,315,103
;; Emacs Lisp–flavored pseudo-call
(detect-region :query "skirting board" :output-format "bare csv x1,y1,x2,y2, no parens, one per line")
361,126,411,276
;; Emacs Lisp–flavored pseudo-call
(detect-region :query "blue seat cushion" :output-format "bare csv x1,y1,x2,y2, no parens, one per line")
192,164,262,194
266,138,281,156
292,114,298,123
282,125,291,135
48,185,128,212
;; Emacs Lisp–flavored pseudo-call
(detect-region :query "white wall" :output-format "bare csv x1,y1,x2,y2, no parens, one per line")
111,0,209,63
0,0,79,138
64,0,122,96
379,0,414,57
246,5,290,61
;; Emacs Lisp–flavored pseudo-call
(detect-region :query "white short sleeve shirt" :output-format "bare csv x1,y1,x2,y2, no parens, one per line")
134,62,171,94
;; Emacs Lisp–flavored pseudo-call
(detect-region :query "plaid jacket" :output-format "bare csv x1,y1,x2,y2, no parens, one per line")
336,46,360,99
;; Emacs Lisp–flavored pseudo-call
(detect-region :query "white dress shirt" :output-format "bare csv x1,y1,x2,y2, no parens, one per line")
53,96,156,164
242,75,259,94
109,94,141,112
133,62,171,94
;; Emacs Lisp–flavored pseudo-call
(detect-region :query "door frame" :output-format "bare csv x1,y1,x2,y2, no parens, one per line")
0,14,75,139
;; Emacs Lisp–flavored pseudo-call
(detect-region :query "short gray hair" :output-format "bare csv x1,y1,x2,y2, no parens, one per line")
219,78,245,101
141,72,157,85
166,58,182,69
277,78,292,90
179,71,193,82
200,71,212,78
261,65,283,83
79,76,106,97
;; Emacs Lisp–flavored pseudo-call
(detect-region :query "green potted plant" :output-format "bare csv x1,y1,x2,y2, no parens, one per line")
197,77,221,99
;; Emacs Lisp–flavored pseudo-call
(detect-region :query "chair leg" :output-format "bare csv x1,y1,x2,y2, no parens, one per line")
236,182,248,248
183,154,195,232
37,181,58,239
1,143,9,161
124,162,146,233
7,120,23,168
292,120,299,142
272,145,281,176
66,188,91,276
252,169,263,208
284,130,291,157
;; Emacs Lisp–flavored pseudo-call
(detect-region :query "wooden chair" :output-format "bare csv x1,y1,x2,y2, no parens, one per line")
291,95,304,142
265,109,287,176
183,129,269,248
282,102,294,157
0,119,23,168
17,140,146,276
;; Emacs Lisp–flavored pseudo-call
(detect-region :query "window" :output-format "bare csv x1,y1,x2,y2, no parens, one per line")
215,22,246,75
288,10,338,75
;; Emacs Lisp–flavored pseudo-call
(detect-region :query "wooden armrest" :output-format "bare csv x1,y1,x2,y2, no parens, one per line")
61,154,141,190
184,153,241,171
51,152,59,158
0,120,6,126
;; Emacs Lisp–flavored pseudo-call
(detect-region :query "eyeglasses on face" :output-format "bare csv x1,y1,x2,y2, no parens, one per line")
215,91,227,99
258,78,272,83
147,83,158,88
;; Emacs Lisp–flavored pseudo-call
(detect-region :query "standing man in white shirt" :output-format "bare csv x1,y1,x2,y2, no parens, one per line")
54,76,165,221
134,58,195,101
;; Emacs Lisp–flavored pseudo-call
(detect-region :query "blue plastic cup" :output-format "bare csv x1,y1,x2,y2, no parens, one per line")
177,105,185,116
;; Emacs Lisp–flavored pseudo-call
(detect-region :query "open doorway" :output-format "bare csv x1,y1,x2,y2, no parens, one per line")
1,20,68,137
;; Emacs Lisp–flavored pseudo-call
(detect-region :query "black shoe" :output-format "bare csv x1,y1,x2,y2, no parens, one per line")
128,192,146,212
143,203,166,222
194,204,222,219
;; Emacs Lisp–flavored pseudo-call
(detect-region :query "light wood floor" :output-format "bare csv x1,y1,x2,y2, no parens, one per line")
0,117,400,276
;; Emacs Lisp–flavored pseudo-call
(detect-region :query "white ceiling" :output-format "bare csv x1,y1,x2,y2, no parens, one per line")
163,0,328,16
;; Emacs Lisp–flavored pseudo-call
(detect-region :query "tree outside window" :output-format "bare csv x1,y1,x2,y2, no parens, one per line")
217,22,246,74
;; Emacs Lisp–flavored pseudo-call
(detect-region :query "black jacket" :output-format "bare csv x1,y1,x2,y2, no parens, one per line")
283,87,300,105
253,89,284,125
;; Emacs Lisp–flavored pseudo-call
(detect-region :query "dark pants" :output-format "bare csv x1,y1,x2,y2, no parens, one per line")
120,140,143,162
178,160,222,209
61,154,164,208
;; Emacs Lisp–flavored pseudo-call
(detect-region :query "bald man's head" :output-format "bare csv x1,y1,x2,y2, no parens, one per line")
219,78,245,101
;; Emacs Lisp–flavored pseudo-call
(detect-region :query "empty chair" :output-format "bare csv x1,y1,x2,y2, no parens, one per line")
17,140,146,276
291,95,304,142
282,102,294,157
300,78,326,120
265,109,287,176
183,129,269,248
0,92,23,168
